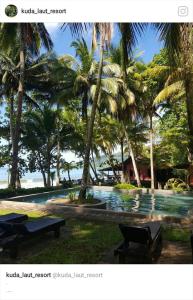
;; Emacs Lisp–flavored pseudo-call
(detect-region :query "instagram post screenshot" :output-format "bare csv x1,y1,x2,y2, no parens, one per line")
0,0,193,299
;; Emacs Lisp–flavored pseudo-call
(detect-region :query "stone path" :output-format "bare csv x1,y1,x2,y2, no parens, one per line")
158,241,192,264
100,241,192,264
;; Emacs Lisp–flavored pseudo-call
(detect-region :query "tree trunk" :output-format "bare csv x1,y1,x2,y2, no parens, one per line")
8,96,14,187
89,161,98,183
56,104,61,186
184,77,193,162
89,173,95,184
127,136,141,187
149,114,155,190
91,150,99,182
82,91,88,124
67,169,71,182
78,39,104,201
37,152,47,187
10,24,25,189
16,172,21,189
46,140,51,187
120,138,126,183
56,138,61,186
181,24,193,161
47,160,51,187
42,171,47,187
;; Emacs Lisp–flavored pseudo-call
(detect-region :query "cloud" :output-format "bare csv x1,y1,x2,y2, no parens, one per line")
45,23,61,35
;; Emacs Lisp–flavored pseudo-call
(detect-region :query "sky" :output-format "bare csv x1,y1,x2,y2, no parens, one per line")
45,23,163,63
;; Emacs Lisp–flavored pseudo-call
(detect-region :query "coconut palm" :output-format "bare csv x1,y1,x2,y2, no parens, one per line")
78,23,114,200
22,105,59,187
78,23,147,199
155,23,193,160
0,23,53,188
104,44,143,186
61,160,78,182
71,38,95,122
137,63,169,189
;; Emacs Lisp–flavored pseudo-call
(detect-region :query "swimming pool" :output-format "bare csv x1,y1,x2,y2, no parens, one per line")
11,187,193,218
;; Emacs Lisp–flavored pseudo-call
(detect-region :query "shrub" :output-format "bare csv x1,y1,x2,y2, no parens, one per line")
86,193,94,203
68,192,77,202
0,186,63,199
114,183,138,190
164,178,189,192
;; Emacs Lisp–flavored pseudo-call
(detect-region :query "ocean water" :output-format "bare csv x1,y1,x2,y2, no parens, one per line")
0,166,84,186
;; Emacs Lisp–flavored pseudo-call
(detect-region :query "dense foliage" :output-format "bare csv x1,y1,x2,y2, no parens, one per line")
1,23,193,198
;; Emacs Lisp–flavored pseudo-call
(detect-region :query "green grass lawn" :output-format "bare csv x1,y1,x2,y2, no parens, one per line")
0,209,122,263
0,209,191,264
21,219,122,264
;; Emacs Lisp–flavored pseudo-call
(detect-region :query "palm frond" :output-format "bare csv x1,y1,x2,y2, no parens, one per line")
154,81,184,104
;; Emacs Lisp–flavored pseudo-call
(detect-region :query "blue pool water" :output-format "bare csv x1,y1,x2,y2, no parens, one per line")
13,188,193,218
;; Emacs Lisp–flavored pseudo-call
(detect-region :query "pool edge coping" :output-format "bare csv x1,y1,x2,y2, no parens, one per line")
0,199,193,225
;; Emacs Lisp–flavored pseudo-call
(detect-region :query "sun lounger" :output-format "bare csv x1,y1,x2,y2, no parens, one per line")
0,217,66,258
0,213,28,239
114,221,162,263
0,213,28,223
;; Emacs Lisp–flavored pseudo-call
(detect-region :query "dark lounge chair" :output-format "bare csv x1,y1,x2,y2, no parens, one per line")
0,213,28,223
0,217,66,258
114,221,162,263
0,213,28,239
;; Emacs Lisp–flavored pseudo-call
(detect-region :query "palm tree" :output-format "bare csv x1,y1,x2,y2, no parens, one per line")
71,38,95,122
0,23,53,188
78,23,146,199
23,105,58,187
78,23,113,201
95,115,121,183
105,44,142,186
0,50,59,187
61,160,78,182
138,63,168,190
155,23,193,160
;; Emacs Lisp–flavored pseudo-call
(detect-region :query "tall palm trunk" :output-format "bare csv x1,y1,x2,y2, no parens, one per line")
149,114,155,190
56,105,61,186
90,162,100,183
120,137,126,183
181,24,193,161
126,134,141,187
90,150,99,183
185,78,193,161
82,91,88,125
67,169,71,182
56,137,61,186
47,170,51,187
47,156,51,188
8,96,14,186
37,153,47,187
47,141,51,187
10,24,25,189
78,40,104,201
120,30,137,185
